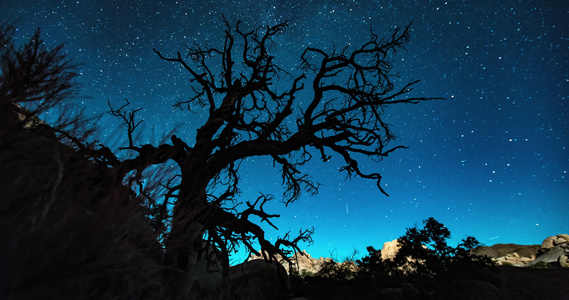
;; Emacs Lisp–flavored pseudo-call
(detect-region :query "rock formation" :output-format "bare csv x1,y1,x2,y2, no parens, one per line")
249,250,333,275
529,234,569,268
287,250,330,274
541,234,569,250
470,234,569,268
281,233,569,281
1,111,164,298
381,239,401,260
471,244,541,266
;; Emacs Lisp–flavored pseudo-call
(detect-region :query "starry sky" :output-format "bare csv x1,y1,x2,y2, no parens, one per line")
2,0,567,261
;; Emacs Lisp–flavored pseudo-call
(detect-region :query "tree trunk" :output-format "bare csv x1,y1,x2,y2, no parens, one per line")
163,220,204,299
163,179,209,299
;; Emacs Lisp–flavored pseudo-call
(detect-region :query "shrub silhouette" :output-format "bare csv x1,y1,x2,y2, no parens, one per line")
362,217,497,298
302,218,496,299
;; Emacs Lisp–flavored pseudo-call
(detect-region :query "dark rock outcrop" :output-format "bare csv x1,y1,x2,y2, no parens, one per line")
471,244,540,266
442,279,502,300
1,120,164,298
190,259,291,300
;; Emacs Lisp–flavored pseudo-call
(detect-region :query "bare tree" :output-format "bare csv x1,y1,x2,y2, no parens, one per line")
1,23,73,117
107,19,441,297
1,18,442,299
0,22,98,145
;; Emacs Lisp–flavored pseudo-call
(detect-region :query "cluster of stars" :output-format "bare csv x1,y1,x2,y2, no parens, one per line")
1,0,567,260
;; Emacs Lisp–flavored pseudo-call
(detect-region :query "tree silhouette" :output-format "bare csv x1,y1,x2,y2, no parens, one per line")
388,218,494,298
395,218,486,273
1,19,442,298
306,218,495,299
106,19,442,297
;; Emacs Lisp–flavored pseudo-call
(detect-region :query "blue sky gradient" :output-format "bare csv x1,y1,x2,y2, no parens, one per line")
2,0,567,261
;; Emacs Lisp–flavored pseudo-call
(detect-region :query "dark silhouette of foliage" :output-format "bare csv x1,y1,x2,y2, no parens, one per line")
0,21,98,144
300,218,496,299
1,22,164,299
356,245,402,285
366,218,496,299
393,217,493,276
0,23,75,108
315,255,358,281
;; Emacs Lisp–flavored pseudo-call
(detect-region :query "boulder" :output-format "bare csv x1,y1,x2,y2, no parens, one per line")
471,244,540,266
555,234,569,244
530,235,569,267
541,236,555,250
229,259,291,300
541,234,569,250
190,259,290,300
560,254,569,268
0,115,165,299
531,245,566,266
442,279,502,300
381,239,401,260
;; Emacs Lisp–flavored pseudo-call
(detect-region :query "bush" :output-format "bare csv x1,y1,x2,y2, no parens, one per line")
530,261,558,269
356,218,497,299
300,269,314,278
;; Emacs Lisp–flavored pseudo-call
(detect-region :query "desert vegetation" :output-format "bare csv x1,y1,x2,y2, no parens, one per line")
296,218,497,299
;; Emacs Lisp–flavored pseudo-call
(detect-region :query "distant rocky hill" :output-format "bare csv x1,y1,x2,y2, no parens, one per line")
472,234,569,268
245,234,569,300
255,234,569,275
249,250,333,275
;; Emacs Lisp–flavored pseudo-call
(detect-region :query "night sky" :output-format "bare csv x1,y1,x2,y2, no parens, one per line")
2,0,567,261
